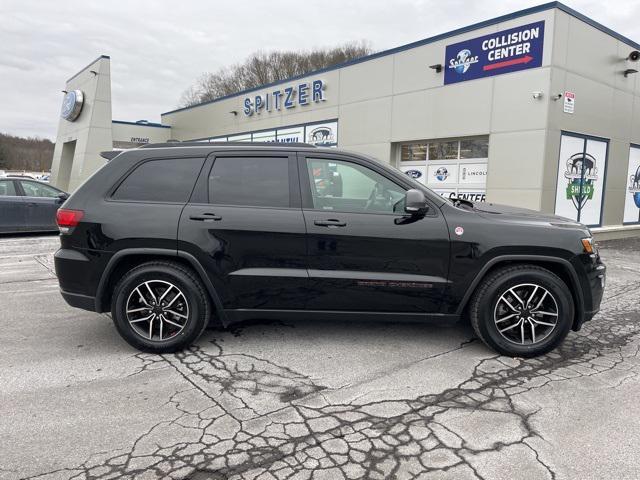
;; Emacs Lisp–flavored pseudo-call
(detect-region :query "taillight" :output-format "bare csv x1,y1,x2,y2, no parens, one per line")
56,208,84,233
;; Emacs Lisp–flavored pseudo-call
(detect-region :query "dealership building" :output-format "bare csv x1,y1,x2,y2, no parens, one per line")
51,1,640,237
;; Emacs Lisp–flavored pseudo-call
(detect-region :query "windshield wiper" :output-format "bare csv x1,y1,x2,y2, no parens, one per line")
449,197,474,209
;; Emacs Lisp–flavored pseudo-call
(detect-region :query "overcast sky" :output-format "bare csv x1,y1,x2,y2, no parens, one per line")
2,0,640,140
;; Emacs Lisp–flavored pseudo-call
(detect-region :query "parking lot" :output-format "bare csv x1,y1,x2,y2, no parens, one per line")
0,234,638,480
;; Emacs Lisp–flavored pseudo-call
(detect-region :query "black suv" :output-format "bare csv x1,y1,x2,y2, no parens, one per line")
54,143,605,357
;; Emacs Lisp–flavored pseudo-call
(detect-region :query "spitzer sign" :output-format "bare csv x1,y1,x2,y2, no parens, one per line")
444,21,545,85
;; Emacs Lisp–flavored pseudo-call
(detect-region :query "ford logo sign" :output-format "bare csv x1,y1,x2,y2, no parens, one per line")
405,169,422,179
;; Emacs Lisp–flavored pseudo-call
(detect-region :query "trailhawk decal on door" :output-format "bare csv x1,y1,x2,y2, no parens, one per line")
554,133,608,226
444,21,545,85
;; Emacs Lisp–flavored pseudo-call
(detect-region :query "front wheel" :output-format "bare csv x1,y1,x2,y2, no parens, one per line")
111,261,210,353
469,265,574,357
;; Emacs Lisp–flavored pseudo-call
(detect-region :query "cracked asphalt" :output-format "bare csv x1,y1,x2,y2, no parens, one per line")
1,235,639,479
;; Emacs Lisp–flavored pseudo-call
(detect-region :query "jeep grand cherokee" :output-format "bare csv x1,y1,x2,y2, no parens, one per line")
54,143,606,357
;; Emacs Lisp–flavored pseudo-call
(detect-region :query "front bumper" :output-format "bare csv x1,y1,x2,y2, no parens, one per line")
572,254,606,331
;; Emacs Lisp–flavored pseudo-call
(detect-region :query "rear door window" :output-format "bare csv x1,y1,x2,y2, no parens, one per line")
19,181,60,198
208,156,290,208
112,158,204,203
0,180,17,196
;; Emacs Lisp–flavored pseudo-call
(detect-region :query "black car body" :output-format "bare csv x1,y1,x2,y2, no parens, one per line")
0,178,68,233
54,143,606,357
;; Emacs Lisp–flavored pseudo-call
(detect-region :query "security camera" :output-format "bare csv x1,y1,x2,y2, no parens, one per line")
532,91,543,99
628,50,640,62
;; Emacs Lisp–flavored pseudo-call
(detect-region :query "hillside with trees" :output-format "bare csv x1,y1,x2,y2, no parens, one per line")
0,133,54,172
179,41,373,107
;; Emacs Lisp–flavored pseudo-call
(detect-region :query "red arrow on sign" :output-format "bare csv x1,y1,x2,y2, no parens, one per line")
483,55,533,71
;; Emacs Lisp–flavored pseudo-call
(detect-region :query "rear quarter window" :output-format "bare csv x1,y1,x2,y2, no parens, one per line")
112,157,204,203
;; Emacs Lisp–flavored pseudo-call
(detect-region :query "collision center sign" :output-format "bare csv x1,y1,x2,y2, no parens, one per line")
444,21,545,85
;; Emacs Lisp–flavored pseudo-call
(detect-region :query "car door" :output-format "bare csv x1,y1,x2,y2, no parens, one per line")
299,153,450,314
0,179,27,233
178,151,308,313
17,180,65,231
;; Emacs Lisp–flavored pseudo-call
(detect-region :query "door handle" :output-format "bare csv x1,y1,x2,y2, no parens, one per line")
189,213,221,222
314,219,346,227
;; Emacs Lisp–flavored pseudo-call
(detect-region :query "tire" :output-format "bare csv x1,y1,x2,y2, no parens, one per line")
111,261,211,353
469,264,574,358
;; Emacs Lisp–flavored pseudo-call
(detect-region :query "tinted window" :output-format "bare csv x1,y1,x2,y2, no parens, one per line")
307,158,405,213
209,157,289,207
0,180,17,196
113,158,203,203
19,181,60,198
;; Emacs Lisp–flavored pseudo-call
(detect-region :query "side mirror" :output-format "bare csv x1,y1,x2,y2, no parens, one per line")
57,192,69,202
404,189,429,215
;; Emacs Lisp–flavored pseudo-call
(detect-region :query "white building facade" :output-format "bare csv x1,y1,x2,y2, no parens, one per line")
51,2,640,237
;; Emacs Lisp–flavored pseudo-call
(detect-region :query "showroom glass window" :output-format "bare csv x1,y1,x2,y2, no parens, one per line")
399,137,489,162
400,144,427,162
306,158,405,214
112,158,204,203
208,157,290,208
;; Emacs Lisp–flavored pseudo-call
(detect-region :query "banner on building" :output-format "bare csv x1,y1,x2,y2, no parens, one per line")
554,132,608,226
624,145,640,224
444,21,545,85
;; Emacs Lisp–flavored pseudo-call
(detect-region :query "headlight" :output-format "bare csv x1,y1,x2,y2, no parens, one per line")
581,237,595,254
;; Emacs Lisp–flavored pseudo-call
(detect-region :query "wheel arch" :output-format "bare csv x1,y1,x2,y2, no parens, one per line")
457,255,584,331
96,248,228,325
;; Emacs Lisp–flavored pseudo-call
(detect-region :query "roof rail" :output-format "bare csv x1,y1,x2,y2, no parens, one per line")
138,141,317,148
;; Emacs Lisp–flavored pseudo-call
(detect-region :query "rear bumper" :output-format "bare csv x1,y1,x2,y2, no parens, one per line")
60,289,97,312
55,248,101,312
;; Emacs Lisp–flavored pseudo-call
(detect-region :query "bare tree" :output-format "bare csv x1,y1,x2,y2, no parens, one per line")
179,41,373,107
0,133,54,172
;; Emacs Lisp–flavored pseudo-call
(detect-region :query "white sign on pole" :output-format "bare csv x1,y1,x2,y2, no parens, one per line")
563,91,575,114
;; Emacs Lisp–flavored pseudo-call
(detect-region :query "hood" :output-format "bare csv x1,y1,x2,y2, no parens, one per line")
473,202,585,229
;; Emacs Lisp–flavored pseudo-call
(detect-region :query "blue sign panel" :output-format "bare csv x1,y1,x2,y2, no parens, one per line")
444,21,545,85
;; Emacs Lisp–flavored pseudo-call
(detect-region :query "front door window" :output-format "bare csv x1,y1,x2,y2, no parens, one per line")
306,158,405,214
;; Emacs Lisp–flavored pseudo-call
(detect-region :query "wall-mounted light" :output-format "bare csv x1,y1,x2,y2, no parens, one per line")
627,50,640,62
624,68,638,77
532,91,543,99
429,64,442,73
551,93,563,101
89,70,98,76
61,90,68,94
229,110,238,116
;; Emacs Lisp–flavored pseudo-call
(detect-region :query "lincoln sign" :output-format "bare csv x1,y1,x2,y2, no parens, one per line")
444,21,545,85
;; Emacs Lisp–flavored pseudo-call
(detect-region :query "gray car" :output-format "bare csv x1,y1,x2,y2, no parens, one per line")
0,178,68,233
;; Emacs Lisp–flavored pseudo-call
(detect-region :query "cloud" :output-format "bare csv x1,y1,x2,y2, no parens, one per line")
1,0,639,139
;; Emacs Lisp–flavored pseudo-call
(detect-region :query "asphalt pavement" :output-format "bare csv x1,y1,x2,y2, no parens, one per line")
1,234,639,479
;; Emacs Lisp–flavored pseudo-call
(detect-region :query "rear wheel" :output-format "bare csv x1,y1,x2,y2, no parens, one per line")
469,265,574,357
111,261,210,353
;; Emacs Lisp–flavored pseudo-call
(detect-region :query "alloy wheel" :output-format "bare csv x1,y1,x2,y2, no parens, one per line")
125,280,189,342
493,283,559,346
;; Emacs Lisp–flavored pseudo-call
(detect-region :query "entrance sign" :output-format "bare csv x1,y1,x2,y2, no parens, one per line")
624,146,640,224
444,21,545,85
554,133,608,226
